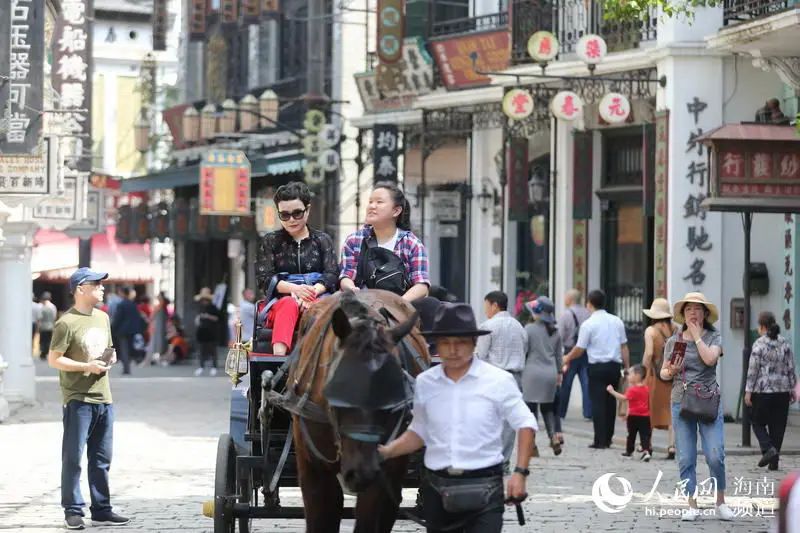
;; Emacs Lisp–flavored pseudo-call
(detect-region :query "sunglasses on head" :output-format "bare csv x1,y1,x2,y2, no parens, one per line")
278,208,308,221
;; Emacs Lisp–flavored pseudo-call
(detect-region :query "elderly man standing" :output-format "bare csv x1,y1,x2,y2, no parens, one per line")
475,291,528,471
557,289,591,420
379,302,536,533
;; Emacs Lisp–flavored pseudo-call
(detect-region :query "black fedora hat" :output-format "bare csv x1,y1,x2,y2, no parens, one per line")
421,302,490,338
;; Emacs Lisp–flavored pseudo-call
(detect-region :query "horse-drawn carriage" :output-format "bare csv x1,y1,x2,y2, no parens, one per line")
206,290,430,532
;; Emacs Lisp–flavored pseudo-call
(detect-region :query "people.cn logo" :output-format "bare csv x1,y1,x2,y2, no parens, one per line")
591,473,634,513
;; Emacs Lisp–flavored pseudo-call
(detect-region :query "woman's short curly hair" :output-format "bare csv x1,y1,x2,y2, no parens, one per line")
274,181,312,207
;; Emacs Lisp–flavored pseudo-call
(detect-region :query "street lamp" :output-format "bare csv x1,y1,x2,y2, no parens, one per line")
134,113,150,153
201,103,217,140
182,106,200,143
219,99,237,134
477,180,499,213
239,94,258,131
259,90,279,129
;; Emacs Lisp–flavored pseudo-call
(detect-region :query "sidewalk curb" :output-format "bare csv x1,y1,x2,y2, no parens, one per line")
560,421,800,456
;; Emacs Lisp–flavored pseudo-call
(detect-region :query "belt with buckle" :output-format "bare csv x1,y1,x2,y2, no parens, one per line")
446,467,465,476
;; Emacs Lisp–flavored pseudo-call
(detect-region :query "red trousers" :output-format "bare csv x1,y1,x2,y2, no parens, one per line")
266,297,301,350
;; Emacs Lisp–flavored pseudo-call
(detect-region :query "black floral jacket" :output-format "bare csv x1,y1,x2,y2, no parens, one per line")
256,227,339,295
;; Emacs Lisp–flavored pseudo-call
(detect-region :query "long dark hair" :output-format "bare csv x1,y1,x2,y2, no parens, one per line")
758,311,780,340
374,181,411,231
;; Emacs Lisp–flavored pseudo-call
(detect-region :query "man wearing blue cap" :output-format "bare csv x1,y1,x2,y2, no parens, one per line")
47,267,130,529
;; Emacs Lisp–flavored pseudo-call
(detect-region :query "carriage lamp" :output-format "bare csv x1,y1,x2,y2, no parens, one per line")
133,113,150,153
225,321,249,385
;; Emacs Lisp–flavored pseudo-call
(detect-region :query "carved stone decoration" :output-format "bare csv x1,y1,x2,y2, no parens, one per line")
751,55,800,91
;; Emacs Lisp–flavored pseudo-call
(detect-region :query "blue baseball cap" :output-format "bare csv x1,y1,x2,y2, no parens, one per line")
69,267,109,293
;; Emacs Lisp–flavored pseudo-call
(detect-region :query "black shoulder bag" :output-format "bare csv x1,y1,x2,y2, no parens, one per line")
678,338,721,424
354,236,409,296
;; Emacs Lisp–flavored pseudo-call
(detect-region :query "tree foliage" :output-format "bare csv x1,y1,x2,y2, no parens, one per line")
601,0,722,22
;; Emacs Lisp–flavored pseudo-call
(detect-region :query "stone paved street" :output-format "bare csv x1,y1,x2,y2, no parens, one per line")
1,361,797,532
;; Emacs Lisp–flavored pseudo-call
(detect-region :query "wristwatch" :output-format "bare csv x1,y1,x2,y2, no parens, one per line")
513,466,530,477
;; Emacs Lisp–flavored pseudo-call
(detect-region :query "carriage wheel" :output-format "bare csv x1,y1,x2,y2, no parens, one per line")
214,434,236,533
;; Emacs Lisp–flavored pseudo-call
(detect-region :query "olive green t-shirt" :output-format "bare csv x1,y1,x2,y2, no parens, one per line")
50,307,113,405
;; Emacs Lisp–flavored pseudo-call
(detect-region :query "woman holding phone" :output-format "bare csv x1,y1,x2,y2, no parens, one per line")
660,292,733,522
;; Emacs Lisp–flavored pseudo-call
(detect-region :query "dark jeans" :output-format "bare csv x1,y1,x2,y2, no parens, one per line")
421,469,503,533
588,361,622,447
751,392,791,468
39,329,53,360
199,341,217,368
626,415,652,454
62,401,114,517
116,335,133,374
527,401,557,439
559,352,591,419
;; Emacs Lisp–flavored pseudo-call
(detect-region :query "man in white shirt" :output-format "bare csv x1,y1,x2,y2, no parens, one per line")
563,289,630,449
475,291,527,471
379,303,536,532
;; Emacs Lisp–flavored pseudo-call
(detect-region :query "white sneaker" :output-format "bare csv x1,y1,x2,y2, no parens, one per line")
194,367,204,377
210,368,218,377
716,504,735,521
641,451,651,462
681,508,700,521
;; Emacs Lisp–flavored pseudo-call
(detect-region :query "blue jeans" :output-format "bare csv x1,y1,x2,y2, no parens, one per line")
62,400,114,517
559,352,591,419
671,402,726,498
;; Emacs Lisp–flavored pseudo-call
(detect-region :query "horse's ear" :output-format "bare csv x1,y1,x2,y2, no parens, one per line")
331,308,352,341
389,311,418,344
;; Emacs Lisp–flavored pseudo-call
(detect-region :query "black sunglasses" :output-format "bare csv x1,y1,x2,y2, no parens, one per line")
278,208,308,221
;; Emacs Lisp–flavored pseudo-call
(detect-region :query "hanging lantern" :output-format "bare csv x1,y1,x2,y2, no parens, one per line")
527,31,559,63
576,34,607,66
182,106,200,143
134,114,150,153
502,89,534,120
201,103,218,139
219,99,237,134
259,90,279,128
598,92,631,124
551,91,583,121
239,94,259,131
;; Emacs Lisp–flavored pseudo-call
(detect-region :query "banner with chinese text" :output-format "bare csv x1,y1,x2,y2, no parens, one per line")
373,125,399,183
200,150,252,215
653,111,669,298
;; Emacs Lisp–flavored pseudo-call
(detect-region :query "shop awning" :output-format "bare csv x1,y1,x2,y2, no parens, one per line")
32,227,159,283
120,150,305,193
699,123,798,142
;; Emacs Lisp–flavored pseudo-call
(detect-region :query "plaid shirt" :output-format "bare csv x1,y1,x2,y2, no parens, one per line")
340,225,430,287
746,334,797,393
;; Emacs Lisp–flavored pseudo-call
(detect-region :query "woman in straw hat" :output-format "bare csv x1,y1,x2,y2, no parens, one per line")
660,292,734,522
642,298,677,459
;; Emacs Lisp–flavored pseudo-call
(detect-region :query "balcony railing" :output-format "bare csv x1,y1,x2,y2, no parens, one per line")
724,0,794,25
431,11,509,37
511,0,657,64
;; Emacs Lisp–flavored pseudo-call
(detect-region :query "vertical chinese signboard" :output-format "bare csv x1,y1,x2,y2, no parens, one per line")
506,138,529,222
573,220,588,296
152,0,168,51
572,131,593,220
373,124,399,183
376,0,404,92
190,0,207,41
1,0,46,154
200,150,252,216
653,111,669,298
53,0,93,173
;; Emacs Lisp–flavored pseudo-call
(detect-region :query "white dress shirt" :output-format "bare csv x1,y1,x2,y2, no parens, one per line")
475,311,527,373
407,357,538,471
575,309,628,364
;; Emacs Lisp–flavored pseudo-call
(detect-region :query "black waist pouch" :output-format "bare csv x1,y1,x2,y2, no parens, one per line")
427,472,503,514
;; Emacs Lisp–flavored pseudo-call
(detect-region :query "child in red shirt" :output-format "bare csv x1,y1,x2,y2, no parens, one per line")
607,364,652,461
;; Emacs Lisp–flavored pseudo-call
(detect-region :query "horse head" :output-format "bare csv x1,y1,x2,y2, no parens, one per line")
323,300,418,493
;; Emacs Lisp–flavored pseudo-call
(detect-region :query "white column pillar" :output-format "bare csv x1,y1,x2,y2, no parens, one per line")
552,118,575,315
0,220,38,405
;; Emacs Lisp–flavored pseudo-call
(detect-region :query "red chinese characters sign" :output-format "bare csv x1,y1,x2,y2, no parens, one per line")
200,150,251,216
715,144,800,198
430,31,510,90
653,111,669,298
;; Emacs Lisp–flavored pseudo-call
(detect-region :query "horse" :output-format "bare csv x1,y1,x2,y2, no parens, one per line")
287,289,430,533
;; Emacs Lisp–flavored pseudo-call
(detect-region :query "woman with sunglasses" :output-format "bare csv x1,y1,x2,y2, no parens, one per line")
255,182,339,355
339,181,430,301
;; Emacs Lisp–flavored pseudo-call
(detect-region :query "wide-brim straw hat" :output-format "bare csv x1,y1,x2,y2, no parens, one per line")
643,298,672,320
194,287,214,301
672,292,719,325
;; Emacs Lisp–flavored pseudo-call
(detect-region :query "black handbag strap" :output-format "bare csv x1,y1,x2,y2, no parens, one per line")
354,235,377,288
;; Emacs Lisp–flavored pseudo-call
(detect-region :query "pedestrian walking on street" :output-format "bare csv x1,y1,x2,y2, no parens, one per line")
557,289,591,420
475,291,528,470
39,291,58,361
378,302,536,533
563,289,630,449
46,267,130,530
194,287,220,376
642,298,677,459
745,311,797,471
607,364,652,461
110,287,145,375
255,182,339,355
32,293,42,343
339,181,430,301
521,297,564,457
141,293,169,367
660,292,734,522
